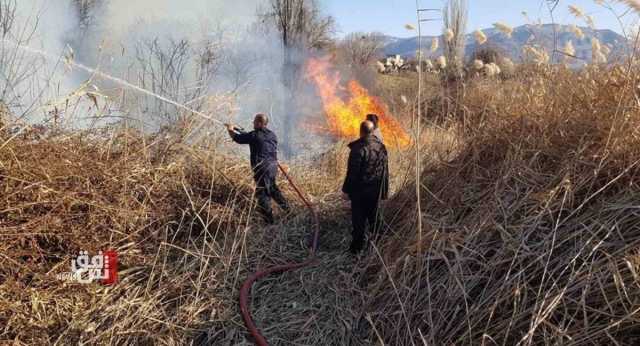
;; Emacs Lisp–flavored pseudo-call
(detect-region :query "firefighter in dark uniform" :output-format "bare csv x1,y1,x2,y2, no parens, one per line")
342,120,389,254
225,113,289,224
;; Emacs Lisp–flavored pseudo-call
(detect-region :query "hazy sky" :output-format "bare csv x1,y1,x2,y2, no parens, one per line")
324,0,638,37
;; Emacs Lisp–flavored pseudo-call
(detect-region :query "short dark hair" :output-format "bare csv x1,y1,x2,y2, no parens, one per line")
360,121,374,136
366,113,379,128
254,113,269,125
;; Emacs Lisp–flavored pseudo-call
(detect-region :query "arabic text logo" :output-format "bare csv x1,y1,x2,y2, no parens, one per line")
56,250,118,285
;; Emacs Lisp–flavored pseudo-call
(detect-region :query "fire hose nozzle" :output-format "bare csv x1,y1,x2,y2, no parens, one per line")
225,123,246,135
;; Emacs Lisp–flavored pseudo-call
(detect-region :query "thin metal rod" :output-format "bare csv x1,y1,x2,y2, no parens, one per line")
415,0,424,256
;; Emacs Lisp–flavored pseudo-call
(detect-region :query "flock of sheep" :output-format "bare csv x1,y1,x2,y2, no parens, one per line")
376,54,513,78
376,55,412,74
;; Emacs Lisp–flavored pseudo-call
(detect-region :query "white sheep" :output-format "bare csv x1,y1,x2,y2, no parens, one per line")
484,62,501,77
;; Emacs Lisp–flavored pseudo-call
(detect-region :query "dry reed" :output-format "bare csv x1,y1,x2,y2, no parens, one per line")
362,64,640,345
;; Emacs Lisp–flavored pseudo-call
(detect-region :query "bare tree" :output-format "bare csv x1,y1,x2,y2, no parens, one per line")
443,0,468,80
262,0,334,157
339,32,385,67
72,0,102,32
220,45,261,93
134,36,219,129
0,0,51,120
0,0,16,36
267,0,334,51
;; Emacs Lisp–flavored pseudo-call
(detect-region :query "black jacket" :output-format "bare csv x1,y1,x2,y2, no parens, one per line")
232,128,279,181
342,135,389,199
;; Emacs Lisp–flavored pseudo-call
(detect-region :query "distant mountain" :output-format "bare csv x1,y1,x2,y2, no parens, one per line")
383,24,628,64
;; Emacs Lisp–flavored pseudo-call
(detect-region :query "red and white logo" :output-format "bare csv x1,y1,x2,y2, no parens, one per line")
57,250,118,285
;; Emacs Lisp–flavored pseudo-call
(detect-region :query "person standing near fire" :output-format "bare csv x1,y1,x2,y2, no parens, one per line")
225,113,290,224
342,120,389,254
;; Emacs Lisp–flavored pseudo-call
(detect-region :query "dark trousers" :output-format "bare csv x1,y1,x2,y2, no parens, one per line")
349,193,382,253
255,177,289,224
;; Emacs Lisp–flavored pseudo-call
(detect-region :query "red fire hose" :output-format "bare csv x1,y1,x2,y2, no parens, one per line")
238,162,321,346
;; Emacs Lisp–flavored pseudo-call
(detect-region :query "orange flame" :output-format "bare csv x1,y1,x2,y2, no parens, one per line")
305,56,411,149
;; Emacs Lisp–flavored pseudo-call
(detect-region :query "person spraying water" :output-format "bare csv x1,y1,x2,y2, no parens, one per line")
4,37,320,346
225,114,290,224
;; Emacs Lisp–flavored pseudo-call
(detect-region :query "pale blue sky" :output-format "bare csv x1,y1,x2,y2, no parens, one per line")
323,0,638,38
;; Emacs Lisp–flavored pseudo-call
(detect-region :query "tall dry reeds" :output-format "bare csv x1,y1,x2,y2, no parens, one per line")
0,127,273,344
365,64,640,345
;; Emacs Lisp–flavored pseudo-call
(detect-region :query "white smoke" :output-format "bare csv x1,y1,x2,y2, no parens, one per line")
73,0,286,130
5,0,327,155
4,0,78,120
102,0,261,36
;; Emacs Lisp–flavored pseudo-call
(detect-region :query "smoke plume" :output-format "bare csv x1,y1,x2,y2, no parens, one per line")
5,0,329,155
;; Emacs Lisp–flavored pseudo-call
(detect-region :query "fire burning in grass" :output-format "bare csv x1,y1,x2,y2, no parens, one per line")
305,56,411,149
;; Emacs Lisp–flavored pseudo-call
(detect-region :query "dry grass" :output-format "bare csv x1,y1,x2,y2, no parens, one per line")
364,64,640,345
0,120,411,345
0,126,276,345
0,105,413,345
3,58,640,346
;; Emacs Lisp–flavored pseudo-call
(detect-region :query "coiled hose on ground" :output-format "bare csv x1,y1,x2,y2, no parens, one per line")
238,162,321,346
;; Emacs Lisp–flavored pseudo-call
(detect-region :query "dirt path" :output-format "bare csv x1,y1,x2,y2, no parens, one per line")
203,199,375,345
